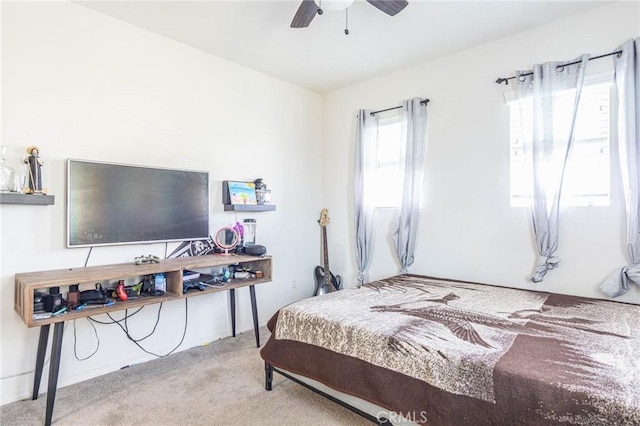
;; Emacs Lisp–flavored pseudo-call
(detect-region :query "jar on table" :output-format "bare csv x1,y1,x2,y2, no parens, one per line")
242,219,256,247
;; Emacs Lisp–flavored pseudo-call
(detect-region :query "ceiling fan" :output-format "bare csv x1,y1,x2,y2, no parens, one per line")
291,0,409,28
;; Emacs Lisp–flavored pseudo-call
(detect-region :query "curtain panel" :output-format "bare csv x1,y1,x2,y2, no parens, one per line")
393,98,428,274
516,55,590,282
600,38,640,298
354,110,378,285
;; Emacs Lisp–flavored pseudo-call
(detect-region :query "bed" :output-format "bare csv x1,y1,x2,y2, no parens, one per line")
260,274,640,425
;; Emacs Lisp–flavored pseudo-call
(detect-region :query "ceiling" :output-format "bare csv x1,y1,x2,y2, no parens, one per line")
76,0,607,93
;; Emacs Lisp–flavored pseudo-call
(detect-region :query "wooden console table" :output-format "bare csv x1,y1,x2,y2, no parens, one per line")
14,254,272,426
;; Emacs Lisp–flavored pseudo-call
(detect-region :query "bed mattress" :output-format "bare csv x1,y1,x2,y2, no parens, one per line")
260,275,640,425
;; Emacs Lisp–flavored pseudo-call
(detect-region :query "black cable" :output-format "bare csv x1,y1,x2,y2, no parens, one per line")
344,7,349,35
124,299,188,358
88,306,144,325
120,304,163,342
73,318,100,361
84,247,93,267
69,236,185,360
91,299,188,358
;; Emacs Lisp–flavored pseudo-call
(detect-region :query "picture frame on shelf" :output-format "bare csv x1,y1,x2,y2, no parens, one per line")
227,181,257,205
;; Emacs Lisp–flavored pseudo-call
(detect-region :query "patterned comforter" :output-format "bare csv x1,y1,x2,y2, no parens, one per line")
260,275,640,425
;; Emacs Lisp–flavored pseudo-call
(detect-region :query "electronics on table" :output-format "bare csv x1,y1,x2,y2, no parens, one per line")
33,259,265,319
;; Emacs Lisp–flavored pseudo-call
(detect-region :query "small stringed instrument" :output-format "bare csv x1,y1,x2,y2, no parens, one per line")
314,208,342,296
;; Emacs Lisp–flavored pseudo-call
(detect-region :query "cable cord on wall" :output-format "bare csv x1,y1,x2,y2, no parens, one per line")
88,306,156,337
73,318,100,361
79,307,145,361
88,306,144,325
84,247,93,267
119,304,163,343
0,355,51,380
90,299,189,358
1,321,67,380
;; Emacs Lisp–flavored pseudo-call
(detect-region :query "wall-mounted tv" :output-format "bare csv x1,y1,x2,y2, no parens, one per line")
67,159,210,248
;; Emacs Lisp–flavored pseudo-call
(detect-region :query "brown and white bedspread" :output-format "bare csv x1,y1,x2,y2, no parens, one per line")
260,275,640,425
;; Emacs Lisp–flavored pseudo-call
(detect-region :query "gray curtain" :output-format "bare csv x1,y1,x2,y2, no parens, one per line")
517,55,590,283
600,38,640,298
393,98,428,273
354,110,378,285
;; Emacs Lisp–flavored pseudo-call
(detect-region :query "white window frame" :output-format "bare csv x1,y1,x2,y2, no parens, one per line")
367,114,405,209
508,74,613,208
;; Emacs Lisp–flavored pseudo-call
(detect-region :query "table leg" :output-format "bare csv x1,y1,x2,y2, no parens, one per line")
229,288,236,337
32,324,50,400
249,285,259,347
45,322,64,426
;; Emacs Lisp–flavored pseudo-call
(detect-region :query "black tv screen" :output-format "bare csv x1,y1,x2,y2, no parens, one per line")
67,159,210,248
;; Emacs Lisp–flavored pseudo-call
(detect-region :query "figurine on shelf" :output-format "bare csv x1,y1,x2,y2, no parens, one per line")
254,178,267,205
24,146,45,194
0,145,16,193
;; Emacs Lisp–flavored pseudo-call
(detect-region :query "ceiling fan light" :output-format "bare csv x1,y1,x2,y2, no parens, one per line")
314,0,354,12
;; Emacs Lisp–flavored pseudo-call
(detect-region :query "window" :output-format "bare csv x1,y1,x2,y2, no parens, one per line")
367,116,405,208
509,82,611,207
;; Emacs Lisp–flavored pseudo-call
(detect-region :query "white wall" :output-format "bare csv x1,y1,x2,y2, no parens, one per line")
0,2,323,404
322,2,640,305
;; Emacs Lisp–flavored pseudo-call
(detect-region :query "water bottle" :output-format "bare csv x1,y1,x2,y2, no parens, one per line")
243,219,256,247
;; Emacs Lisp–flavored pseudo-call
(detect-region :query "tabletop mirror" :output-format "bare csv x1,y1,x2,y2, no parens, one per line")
214,227,239,255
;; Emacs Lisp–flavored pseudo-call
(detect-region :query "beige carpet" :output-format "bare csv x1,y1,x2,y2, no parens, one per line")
1,328,371,425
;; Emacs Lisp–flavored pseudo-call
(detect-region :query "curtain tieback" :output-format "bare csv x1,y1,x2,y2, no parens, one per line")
600,263,640,298
356,271,365,286
531,256,561,283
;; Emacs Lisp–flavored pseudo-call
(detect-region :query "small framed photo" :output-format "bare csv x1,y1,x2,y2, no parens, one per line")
227,181,257,205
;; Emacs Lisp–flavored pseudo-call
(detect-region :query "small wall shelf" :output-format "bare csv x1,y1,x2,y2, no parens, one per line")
0,193,55,205
221,180,275,212
223,204,276,212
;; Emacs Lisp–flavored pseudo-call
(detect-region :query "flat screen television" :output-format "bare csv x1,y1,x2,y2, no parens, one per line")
67,159,210,248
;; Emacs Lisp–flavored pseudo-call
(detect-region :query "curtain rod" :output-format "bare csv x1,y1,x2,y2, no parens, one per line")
495,50,622,85
370,98,430,116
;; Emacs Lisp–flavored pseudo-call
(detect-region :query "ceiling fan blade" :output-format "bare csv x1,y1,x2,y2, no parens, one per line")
366,0,408,16
291,0,319,28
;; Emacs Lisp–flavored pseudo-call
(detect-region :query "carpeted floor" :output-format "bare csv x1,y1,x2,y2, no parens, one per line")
1,327,371,425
